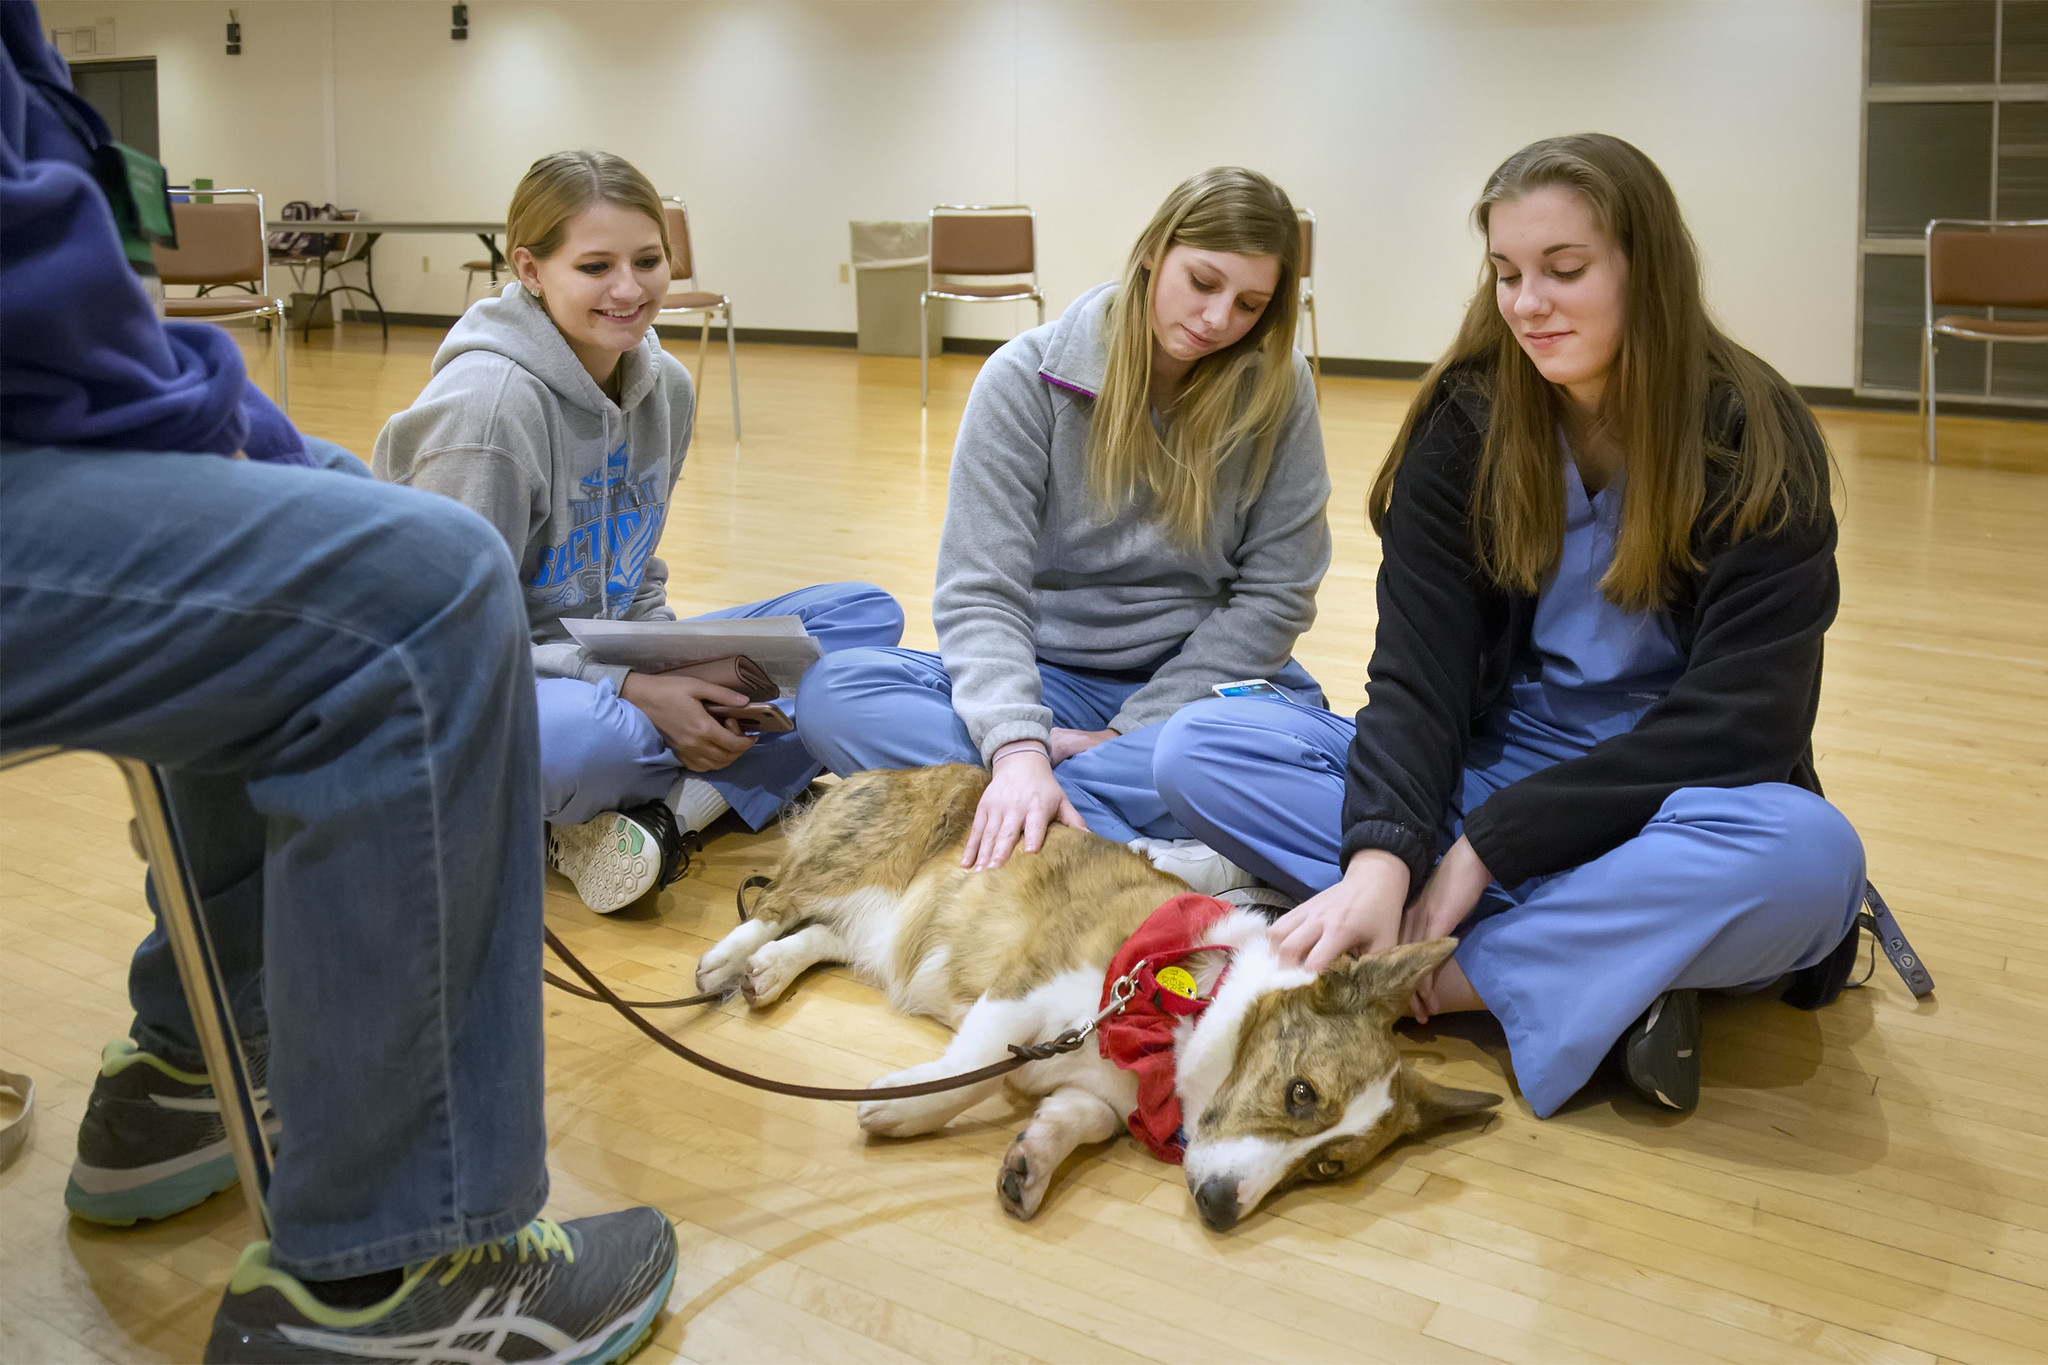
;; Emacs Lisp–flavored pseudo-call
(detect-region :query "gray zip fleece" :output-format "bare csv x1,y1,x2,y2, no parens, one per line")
372,283,695,687
936,281,1332,761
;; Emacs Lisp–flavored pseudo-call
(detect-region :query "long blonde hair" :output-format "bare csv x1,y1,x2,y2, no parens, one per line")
1369,133,1824,611
506,150,671,265
1089,167,1304,547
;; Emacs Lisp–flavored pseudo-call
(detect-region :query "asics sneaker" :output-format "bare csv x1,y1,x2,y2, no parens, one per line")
66,1037,274,1226
547,802,695,914
204,1207,678,1365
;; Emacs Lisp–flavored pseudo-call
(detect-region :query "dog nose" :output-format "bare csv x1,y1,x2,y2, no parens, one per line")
1193,1176,1240,1231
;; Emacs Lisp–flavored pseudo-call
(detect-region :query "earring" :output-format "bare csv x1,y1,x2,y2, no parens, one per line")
526,285,541,299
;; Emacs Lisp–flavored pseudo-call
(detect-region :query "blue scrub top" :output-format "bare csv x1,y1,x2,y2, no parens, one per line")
1480,459,1685,765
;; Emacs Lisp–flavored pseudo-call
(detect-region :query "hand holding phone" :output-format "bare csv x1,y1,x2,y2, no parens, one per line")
706,702,794,735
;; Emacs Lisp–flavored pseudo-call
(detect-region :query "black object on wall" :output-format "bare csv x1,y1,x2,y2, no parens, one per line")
68,57,158,162
452,4,468,40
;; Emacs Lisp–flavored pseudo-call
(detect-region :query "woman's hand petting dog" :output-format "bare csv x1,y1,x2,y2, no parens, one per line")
1268,848,1410,973
620,671,758,772
1399,835,1494,1021
963,744,1084,871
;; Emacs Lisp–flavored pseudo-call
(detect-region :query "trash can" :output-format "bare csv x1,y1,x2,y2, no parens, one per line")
850,219,944,357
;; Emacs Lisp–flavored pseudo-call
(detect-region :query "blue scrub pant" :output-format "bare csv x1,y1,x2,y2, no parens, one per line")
1153,697,1866,1117
794,646,1321,844
538,582,904,829
0,440,546,1278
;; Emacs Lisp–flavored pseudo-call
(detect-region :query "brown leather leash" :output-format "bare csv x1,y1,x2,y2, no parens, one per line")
541,876,1128,1102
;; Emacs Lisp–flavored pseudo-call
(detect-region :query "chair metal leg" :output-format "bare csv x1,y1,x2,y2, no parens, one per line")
920,292,931,406
1306,294,1322,404
696,314,710,392
724,304,741,441
271,301,290,414
1925,330,1939,465
113,755,275,1235
1035,296,1045,327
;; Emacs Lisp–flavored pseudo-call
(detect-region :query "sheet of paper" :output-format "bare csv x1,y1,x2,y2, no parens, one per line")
563,617,823,695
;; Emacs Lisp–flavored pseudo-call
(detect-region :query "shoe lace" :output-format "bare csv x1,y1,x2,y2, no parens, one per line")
435,1217,576,1286
623,799,697,889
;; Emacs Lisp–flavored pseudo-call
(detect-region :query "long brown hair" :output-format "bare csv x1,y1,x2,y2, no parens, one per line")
1090,167,1305,548
506,150,671,265
1369,133,1824,611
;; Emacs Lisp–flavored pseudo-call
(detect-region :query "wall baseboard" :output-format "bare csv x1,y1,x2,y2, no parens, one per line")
341,313,2045,422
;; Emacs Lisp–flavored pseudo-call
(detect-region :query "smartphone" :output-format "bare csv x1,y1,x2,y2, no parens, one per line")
1212,678,1289,702
707,702,794,735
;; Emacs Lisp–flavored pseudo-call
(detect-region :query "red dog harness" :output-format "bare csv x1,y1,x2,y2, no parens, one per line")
1096,893,1236,1162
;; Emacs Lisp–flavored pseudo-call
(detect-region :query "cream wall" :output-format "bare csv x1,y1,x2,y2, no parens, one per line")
42,0,1866,387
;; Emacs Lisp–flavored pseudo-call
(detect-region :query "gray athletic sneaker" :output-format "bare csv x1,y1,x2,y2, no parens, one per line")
547,804,692,914
204,1206,678,1364
66,1038,275,1226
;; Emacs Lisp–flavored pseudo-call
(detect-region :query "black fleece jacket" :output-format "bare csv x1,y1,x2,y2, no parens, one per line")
1341,373,1838,893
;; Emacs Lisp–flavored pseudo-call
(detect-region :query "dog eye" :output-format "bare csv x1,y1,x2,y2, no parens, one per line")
1286,1079,1317,1115
1310,1158,1344,1180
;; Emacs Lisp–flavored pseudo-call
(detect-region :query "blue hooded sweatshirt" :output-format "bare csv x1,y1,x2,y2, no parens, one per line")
0,0,307,463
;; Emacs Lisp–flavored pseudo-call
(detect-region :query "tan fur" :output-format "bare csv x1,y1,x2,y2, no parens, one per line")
699,765,1500,1227
761,765,1188,1009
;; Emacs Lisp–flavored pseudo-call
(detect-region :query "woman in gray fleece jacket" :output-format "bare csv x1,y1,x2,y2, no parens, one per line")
374,152,902,914
798,168,1331,882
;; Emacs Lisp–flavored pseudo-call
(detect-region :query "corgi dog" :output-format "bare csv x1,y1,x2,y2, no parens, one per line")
694,765,1500,1229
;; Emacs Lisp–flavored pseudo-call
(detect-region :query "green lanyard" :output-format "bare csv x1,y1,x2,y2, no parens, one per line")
96,141,177,268
26,65,178,268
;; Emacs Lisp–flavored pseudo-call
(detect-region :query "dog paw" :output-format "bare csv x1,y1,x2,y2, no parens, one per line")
695,921,777,994
856,1070,944,1137
997,1132,1048,1219
740,947,798,1007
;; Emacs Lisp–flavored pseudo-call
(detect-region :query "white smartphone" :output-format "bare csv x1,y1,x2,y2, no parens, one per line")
1211,677,1289,702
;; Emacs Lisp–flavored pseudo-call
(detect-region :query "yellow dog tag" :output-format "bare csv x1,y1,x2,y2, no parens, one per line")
1154,965,1199,1000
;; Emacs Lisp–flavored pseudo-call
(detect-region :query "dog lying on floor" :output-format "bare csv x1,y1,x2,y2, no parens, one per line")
694,764,1500,1229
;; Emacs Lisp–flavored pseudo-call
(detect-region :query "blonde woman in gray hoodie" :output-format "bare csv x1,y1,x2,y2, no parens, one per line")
797,167,1331,884
375,152,902,913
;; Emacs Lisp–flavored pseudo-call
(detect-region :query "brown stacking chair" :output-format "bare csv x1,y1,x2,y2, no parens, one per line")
923,205,1045,405
1297,207,1321,399
1921,218,2048,463
0,747,273,1231
462,256,502,305
153,189,289,413
657,200,740,440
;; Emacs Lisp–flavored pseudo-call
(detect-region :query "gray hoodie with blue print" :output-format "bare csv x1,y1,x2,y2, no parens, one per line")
372,282,696,688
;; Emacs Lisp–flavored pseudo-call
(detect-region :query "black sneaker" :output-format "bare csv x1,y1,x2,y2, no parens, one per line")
205,1206,678,1364
1622,989,1702,1112
65,1038,275,1226
546,802,696,915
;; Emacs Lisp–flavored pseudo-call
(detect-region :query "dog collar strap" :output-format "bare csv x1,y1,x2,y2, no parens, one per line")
1097,893,1238,1163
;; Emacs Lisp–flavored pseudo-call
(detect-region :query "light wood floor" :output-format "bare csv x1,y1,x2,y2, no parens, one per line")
3,322,2046,1364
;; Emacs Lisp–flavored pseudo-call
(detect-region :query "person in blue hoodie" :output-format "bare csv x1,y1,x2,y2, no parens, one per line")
0,5,676,1358
375,150,903,915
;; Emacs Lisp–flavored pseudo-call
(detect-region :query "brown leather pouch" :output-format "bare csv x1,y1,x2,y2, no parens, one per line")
664,654,777,703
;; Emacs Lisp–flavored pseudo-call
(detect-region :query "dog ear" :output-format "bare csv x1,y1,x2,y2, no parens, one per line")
1326,938,1458,1015
1402,1066,1502,1134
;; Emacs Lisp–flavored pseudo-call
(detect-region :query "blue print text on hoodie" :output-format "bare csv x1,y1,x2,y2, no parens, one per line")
373,283,695,686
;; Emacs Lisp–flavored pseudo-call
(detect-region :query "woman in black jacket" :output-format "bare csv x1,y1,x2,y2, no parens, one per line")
1153,133,1865,1117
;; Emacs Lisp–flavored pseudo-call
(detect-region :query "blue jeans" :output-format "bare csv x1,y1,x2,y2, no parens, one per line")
1153,697,1865,1116
538,582,904,829
0,440,547,1279
796,646,1322,844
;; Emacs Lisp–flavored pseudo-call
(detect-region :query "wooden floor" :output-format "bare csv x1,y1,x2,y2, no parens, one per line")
3,321,2046,1364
